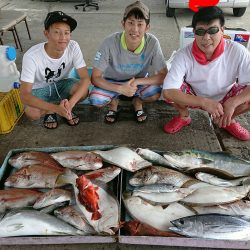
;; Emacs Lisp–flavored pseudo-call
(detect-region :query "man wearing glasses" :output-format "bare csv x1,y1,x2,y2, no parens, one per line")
20,11,90,129
163,6,250,141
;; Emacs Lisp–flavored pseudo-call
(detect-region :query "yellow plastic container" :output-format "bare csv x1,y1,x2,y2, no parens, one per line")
0,89,24,134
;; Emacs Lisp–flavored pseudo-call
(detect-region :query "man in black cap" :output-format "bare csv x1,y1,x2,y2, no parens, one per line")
20,11,90,129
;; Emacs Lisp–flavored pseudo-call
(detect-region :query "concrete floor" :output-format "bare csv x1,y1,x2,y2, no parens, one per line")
0,0,250,249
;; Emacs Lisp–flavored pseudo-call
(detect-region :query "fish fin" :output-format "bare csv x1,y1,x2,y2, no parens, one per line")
198,158,214,165
91,211,102,220
56,169,78,186
7,223,24,231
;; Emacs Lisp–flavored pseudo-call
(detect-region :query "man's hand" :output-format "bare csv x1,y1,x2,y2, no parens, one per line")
55,99,72,120
217,98,237,128
119,78,138,97
202,98,224,120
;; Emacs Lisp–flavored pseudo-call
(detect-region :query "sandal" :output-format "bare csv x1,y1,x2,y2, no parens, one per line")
104,110,119,124
65,112,80,126
135,110,147,123
224,122,250,141
43,113,58,129
163,116,191,134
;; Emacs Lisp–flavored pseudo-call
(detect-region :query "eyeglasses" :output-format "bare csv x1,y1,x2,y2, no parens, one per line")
194,27,220,36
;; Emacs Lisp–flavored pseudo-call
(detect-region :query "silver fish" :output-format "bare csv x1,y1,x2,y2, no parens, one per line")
0,188,42,213
170,214,250,240
50,151,103,170
94,147,152,172
163,149,250,178
85,166,121,183
133,184,179,193
193,200,250,219
0,209,86,237
54,205,96,234
195,172,250,187
182,185,250,206
129,166,195,187
122,192,195,231
8,151,64,170
135,148,172,167
132,187,194,205
40,201,69,214
33,189,72,209
4,164,65,188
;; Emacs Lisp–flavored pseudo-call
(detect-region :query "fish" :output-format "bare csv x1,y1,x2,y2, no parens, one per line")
56,170,119,235
129,166,196,187
39,201,69,214
94,147,152,172
163,149,250,178
195,172,250,187
132,187,194,205
76,175,101,221
0,209,86,237
4,164,65,188
50,151,103,170
135,148,172,167
8,151,64,170
122,192,195,231
85,166,121,183
193,200,250,219
33,189,72,209
54,205,96,234
0,188,42,213
182,185,250,206
133,184,179,193
123,220,180,237
169,214,250,240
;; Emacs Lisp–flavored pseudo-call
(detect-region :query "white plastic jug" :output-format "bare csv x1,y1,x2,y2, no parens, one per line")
0,46,20,92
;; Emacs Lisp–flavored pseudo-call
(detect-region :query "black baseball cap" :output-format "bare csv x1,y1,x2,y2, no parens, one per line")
44,11,77,32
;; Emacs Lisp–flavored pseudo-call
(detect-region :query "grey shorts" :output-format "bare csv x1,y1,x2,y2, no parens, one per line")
32,78,79,103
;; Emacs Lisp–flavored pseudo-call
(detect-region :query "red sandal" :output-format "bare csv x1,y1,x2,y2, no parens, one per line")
163,116,191,134
224,122,250,141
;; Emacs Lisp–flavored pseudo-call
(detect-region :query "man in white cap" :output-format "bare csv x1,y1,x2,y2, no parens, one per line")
20,11,90,129
90,1,167,124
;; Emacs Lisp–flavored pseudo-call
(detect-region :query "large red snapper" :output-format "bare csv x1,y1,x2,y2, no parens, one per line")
4,164,65,188
0,188,42,212
8,151,64,170
50,151,103,170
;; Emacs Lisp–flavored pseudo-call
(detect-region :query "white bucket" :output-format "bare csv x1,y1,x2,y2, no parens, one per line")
0,46,20,92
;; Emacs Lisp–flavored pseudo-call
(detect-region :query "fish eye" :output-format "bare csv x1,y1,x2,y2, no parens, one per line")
180,219,184,225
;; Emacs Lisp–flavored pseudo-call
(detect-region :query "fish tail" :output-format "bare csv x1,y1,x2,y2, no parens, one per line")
91,211,102,220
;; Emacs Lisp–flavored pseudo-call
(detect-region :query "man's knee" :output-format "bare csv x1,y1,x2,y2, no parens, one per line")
143,93,161,102
89,95,110,107
24,108,43,120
